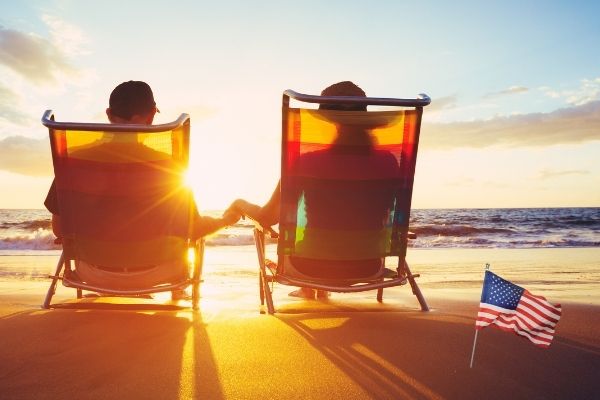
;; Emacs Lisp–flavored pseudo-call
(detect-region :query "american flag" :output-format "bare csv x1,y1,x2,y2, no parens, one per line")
476,271,562,348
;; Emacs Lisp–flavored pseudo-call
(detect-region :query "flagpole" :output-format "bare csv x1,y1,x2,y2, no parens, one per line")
469,330,479,368
470,263,490,369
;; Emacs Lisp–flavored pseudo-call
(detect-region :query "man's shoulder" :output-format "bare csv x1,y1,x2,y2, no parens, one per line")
71,142,172,163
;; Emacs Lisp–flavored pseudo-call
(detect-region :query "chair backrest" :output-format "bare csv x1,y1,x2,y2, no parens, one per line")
43,112,193,269
278,91,429,267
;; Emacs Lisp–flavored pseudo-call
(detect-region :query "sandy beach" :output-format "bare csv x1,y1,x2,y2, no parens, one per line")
2,0,600,398
1,247,599,399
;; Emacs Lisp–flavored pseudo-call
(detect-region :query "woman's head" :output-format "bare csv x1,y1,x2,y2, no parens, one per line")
319,81,367,111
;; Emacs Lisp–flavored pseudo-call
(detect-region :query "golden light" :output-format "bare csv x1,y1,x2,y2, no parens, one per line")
187,247,196,264
178,326,196,399
183,169,193,188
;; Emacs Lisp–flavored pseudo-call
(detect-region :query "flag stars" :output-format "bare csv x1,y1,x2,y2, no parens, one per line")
484,273,524,309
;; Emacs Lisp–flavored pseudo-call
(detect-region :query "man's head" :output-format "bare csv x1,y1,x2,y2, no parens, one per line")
319,81,367,111
106,80,158,124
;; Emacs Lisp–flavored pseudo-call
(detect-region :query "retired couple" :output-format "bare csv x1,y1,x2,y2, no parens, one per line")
45,79,384,299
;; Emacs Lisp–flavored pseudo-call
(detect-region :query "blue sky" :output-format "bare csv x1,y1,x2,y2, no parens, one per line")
1,0,599,209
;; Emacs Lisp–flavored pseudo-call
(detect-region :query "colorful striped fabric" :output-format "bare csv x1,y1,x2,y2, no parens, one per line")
278,108,420,265
49,126,193,268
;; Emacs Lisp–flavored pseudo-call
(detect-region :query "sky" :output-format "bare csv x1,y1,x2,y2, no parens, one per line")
0,0,599,210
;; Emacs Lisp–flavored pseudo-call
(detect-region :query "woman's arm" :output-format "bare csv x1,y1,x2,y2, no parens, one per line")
231,181,280,227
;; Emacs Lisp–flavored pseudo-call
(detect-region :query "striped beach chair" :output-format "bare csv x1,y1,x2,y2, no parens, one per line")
253,90,430,314
41,112,202,309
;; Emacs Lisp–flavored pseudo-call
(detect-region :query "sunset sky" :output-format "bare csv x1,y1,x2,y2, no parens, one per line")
1,0,599,210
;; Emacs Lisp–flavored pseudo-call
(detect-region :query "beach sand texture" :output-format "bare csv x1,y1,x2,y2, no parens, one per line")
1,247,599,399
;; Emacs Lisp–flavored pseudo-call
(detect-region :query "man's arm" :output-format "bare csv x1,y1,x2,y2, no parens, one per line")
44,179,62,238
51,214,62,238
193,209,240,238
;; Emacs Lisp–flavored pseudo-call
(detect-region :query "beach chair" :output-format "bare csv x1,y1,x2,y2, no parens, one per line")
41,111,202,309
252,90,430,314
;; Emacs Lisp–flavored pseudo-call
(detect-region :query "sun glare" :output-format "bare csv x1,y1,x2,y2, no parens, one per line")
183,169,193,188
187,247,196,264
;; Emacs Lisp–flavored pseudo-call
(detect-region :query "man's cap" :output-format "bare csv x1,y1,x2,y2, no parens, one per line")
109,80,158,120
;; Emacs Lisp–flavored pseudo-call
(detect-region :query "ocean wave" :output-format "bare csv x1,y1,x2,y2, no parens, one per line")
205,234,256,246
410,237,600,248
1,230,597,251
509,238,600,247
0,219,52,231
412,225,516,236
1,207,598,250
0,229,60,250
205,233,277,246
0,230,268,250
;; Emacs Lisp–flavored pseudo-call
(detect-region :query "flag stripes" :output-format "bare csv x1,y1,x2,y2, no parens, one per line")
475,271,561,348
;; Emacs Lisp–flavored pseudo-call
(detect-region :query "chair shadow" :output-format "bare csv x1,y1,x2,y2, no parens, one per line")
278,308,600,400
51,302,186,311
0,301,225,399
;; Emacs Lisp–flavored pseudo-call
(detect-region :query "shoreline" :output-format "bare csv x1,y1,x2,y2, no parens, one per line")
2,247,599,302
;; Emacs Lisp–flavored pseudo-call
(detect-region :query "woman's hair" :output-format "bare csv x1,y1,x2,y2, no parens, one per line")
319,81,367,111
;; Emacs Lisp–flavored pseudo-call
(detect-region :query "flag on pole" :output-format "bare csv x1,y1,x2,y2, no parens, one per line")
475,271,562,348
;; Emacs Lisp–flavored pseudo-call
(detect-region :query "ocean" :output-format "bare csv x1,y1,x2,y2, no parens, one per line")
1,207,598,255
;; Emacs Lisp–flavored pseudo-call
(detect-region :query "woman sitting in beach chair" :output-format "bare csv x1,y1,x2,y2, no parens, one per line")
231,81,430,313
42,81,239,309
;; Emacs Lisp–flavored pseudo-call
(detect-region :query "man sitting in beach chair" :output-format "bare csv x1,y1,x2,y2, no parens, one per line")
42,81,239,307
231,81,430,313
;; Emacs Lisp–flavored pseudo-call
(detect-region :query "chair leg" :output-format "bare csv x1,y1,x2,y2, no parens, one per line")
42,252,65,309
76,289,83,299
192,240,204,311
192,281,200,310
403,260,429,311
261,268,275,314
259,271,265,306
377,288,383,302
254,228,275,314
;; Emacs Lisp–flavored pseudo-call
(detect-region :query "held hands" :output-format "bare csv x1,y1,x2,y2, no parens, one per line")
226,199,279,238
229,199,263,222
221,207,241,226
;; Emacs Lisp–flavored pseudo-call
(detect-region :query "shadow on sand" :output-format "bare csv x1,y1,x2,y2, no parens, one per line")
0,299,224,399
277,302,599,400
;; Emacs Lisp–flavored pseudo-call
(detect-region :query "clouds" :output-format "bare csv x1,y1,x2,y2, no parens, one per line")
424,95,458,113
0,136,52,176
484,86,529,99
0,25,77,84
540,77,600,106
41,15,89,57
0,17,94,140
421,100,600,149
0,84,29,126
538,169,590,180
0,16,96,178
